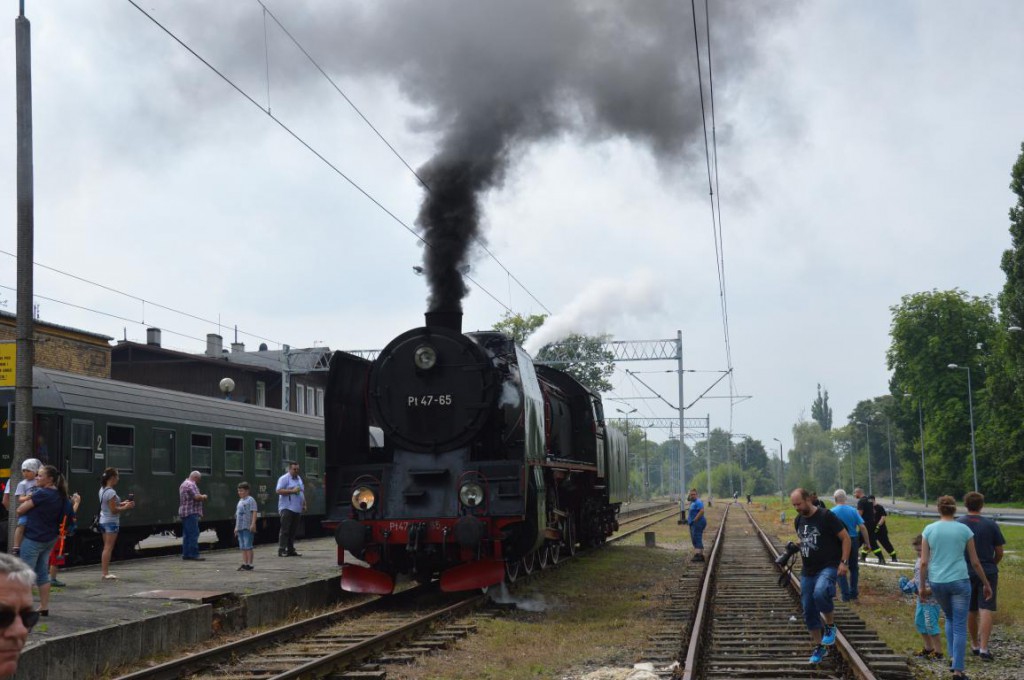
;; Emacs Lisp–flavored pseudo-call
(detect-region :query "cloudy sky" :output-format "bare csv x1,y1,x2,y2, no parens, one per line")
2,1,1023,459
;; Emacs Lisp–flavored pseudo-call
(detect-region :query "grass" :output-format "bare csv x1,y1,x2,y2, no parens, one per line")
389,515,695,679
747,498,1024,679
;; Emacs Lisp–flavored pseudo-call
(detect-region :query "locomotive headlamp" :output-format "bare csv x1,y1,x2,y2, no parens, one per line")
459,482,485,508
413,345,438,370
351,486,376,511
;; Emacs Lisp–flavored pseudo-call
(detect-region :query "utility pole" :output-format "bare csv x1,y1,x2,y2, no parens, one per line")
12,0,35,553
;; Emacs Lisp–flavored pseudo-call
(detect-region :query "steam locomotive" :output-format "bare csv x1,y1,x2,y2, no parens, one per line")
323,311,629,594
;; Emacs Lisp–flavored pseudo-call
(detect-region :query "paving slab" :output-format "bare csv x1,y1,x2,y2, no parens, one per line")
14,536,346,680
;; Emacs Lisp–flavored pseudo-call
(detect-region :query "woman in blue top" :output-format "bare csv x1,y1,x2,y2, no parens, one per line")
921,495,992,679
16,465,66,616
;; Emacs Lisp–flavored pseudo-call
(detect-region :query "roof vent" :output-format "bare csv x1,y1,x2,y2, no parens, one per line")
146,328,162,347
259,343,268,351
231,342,245,353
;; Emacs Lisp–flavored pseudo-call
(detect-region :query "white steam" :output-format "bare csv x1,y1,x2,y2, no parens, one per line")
523,271,665,355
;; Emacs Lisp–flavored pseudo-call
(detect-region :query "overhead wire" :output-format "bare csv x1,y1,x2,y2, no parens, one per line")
124,0,513,316
254,1,552,315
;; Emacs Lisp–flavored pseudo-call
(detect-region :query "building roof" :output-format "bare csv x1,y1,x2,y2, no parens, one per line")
0,310,113,342
112,341,276,375
225,347,332,373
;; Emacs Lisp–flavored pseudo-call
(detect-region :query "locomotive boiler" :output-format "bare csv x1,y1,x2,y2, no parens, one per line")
323,311,628,594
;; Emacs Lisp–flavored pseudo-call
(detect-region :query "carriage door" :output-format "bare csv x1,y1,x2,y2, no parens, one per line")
33,412,64,473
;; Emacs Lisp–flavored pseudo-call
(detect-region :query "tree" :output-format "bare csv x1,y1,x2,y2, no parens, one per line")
788,420,839,494
887,289,998,498
811,384,833,431
492,313,617,393
492,311,546,346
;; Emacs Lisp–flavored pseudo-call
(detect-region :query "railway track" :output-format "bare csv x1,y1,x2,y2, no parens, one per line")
114,503,678,680
676,505,912,680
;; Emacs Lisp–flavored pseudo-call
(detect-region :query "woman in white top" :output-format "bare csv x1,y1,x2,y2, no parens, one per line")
98,467,134,580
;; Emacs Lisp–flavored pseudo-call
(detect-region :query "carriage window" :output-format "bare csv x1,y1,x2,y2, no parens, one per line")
152,428,175,474
305,445,319,477
190,433,212,474
107,425,135,473
255,439,272,476
71,420,94,472
224,436,243,475
282,441,297,468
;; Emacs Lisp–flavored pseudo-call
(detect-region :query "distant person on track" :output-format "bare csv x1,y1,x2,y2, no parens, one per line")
684,488,706,562
791,488,851,665
276,461,306,557
831,489,870,602
958,491,1004,661
911,534,943,660
0,553,38,678
178,471,208,561
872,496,899,562
920,495,992,680
810,491,827,509
854,487,884,564
746,493,752,505
98,468,134,579
235,482,258,571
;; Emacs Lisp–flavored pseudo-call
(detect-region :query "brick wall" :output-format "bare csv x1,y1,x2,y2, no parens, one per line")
0,322,111,378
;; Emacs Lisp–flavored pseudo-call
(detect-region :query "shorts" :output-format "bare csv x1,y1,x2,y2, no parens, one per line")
915,602,941,635
689,520,706,549
17,515,27,527
969,572,998,612
20,536,57,586
99,522,120,534
237,529,254,550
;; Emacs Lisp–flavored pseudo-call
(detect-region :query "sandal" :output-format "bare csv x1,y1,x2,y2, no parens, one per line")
103,574,118,580
913,649,934,657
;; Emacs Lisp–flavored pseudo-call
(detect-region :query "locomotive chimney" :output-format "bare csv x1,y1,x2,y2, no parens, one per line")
425,310,463,334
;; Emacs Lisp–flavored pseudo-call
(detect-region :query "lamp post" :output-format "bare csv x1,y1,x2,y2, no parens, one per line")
616,408,638,497
903,393,927,505
855,421,872,495
772,437,784,517
947,364,979,492
885,419,895,505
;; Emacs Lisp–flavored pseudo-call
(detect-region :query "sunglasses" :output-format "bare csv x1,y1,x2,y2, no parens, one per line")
0,607,40,630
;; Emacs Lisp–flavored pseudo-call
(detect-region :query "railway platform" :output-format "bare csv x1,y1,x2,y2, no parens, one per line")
16,535,346,680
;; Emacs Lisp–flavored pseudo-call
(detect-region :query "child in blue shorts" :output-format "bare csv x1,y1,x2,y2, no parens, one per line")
912,534,943,659
234,482,258,571
8,459,41,556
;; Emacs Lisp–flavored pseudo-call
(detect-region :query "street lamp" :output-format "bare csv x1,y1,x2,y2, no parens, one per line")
947,364,979,492
885,419,895,505
903,393,927,505
855,421,872,495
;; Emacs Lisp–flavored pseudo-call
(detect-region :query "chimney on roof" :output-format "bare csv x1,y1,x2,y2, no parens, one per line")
146,328,162,347
231,342,245,353
206,333,223,358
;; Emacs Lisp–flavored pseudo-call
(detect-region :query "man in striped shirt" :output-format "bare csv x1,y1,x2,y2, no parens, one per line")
179,471,208,561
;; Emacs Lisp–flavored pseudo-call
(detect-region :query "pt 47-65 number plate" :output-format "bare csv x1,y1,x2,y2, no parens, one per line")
407,394,453,406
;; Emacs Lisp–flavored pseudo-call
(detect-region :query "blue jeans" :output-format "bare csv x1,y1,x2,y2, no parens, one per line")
838,537,860,600
20,536,58,586
931,578,971,672
689,519,706,549
182,514,201,559
800,566,837,631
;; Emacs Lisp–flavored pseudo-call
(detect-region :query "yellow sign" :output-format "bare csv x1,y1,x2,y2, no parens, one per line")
0,343,14,387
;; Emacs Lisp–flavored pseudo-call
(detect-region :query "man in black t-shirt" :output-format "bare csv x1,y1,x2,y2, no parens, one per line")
872,498,899,562
958,492,1005,661
854,487,883,563
791,488,851,665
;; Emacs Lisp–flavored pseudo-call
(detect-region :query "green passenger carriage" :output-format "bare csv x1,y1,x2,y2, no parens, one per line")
0,367,326,559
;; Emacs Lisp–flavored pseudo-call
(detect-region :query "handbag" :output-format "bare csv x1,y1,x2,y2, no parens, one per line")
90,513,101,533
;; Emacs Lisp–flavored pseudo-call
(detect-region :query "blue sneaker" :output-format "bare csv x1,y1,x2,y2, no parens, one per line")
821,624,837,645
809,645,828,664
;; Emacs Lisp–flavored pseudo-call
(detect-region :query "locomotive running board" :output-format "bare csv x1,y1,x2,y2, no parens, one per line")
439,560,505,592
341,565,395,595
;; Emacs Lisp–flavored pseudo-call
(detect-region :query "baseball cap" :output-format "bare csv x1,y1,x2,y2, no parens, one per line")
21,458,41,473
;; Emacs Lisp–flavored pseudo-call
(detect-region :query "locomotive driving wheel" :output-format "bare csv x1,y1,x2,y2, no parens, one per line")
565,516,578,557
537,544,550,569
521,551,536,575
505,558,520,583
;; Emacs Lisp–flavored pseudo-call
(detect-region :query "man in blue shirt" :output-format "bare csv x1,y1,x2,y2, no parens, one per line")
684,488,707,562
958,491,1005,660
831,489,871,601
276,461,306,557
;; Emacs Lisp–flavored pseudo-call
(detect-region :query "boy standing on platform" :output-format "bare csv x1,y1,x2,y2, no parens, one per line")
234,482,258,571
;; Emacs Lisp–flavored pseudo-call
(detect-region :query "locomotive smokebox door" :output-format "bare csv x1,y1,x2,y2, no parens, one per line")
369,326,498,453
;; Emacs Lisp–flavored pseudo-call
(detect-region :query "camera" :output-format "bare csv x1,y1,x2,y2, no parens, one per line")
775,541,800,566
128,493,135,502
